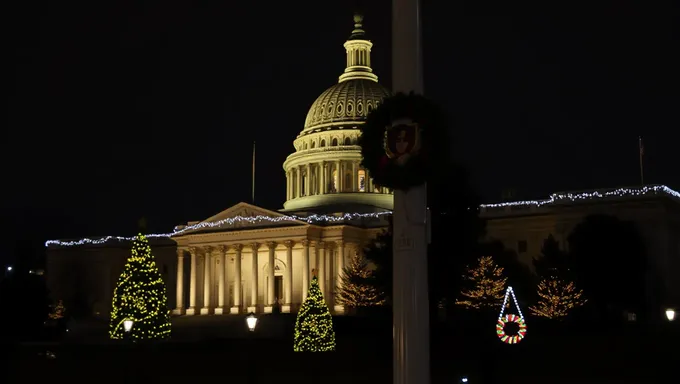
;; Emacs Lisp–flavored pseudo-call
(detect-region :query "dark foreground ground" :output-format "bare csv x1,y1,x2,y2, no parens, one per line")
8,314,680,383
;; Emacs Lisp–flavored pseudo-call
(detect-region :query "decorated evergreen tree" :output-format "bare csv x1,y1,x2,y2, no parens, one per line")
529,276,587,319
455,256,507,310
49,300,65,320
336,253,385,308
109,234,171,340
293,270,335,352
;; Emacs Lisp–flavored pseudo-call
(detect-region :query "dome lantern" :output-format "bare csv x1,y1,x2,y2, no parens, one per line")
339,13,378,83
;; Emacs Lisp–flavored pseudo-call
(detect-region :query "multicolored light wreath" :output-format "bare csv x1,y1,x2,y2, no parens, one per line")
496,314,527,344
496,286,527,345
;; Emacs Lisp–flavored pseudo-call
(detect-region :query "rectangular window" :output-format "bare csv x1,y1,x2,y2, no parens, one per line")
358,170,366,192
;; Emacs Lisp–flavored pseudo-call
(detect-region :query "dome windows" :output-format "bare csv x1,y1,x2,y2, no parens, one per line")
332,138,338,146
336,102,344,115
344,137,351,145
346,102,353,115
357,102,363,114
311,141,316,149
320,139,326,147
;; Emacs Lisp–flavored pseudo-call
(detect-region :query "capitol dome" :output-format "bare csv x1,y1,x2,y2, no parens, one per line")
281,13,393,214
302,79,390,132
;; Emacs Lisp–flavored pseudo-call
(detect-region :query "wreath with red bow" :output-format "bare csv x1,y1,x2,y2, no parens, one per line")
359,92,447,191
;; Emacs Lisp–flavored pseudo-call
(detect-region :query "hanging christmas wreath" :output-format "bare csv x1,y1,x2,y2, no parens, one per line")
359,92,448,191
496,314,527,344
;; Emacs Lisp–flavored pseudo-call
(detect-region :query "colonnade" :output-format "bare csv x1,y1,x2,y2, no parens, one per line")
285,160,390,200
174,240,358,315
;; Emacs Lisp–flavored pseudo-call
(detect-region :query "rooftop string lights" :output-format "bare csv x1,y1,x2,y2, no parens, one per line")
45,185,679,248
480,185,680,209
45,211,391,247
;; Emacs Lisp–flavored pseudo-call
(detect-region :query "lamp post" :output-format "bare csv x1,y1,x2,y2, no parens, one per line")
245,313,258,383
392,0,430,384
246,313,258,332
666,308,676,322
123,319,134,343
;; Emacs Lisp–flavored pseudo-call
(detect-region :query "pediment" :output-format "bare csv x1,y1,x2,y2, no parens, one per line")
175,202,307,235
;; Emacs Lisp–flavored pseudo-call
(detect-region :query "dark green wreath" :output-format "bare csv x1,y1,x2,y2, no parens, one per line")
359,92,448,191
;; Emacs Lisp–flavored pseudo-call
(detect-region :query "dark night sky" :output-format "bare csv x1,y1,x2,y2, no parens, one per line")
6,1,679,261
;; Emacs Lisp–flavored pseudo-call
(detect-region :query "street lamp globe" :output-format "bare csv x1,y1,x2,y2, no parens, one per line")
666,308,676,322
246,313,258,332
123,319,134,332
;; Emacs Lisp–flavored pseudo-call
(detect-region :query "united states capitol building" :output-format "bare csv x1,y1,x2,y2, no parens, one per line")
45,16,680,318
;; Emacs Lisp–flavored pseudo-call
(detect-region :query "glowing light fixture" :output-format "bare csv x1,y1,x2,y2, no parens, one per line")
666,308,676,322
123,319,134,332
246,313,258,332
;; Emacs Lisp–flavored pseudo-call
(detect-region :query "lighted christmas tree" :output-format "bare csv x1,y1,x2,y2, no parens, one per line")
336,253,385,308
48,300,65,320
529,276,587,319
293,270,335,352
455,256,507,310
109,234,171,340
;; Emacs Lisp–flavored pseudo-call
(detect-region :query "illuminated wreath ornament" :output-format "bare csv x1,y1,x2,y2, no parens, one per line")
496,314,527,344
496,286,527,345
359,92,449,191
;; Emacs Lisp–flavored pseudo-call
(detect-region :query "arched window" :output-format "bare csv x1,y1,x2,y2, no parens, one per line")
358,170,366,192
344,137,351,145
304,142,308,150
311,141,316,148
331,138,338,146
320,139,326,147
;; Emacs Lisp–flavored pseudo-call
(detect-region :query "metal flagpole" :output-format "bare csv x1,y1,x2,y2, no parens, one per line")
252,141,256,204
392,0,430,383
638,136,644,186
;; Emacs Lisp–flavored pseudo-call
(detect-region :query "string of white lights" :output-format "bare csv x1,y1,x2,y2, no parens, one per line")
481,185,680,209
45,184,679,248
45,211,392,247
498,286,525,321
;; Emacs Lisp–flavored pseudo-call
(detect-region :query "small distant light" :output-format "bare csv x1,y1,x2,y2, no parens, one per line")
29,270,34,274
461,377,469,383
6,266,12,271
666,309,676,322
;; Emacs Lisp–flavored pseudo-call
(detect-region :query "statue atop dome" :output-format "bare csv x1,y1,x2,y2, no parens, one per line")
349,13,366,40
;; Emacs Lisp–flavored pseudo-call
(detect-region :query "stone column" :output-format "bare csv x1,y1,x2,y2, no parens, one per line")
305,164,311,196
318,242,326,297
200,246,213,315
285,171,290,200
336,160,342,192
334,241,346,313
173,248,185,315
248,243,260,313
187,247,198,315
230,244,243,314
352,161,358,192
265,242,277,313
319,161,326,195
283,240,293,313
296,166,302,198
215,245,228,314
302,240,310,301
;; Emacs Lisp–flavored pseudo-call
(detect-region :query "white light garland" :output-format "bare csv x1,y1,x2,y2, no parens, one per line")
481,185,680,209
498,286,524,321
45,211,391,247
45,184,679,248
